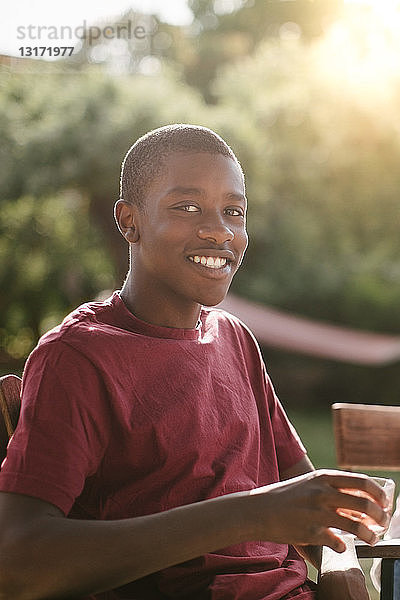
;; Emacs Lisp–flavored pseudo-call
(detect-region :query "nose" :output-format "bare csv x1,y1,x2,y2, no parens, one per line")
197,214,234,245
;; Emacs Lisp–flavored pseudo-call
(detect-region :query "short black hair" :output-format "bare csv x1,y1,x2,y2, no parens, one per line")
120,124,243,209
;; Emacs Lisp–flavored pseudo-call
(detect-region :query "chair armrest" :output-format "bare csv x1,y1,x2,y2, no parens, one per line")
355,539,400,559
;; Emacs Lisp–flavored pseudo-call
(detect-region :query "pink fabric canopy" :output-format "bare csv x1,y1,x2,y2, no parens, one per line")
219,295,400,366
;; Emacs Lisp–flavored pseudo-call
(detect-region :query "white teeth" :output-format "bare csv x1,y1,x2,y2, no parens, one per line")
188,255,228,269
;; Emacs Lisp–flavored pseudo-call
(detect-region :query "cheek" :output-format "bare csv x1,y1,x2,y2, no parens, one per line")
141,224,173,252
140,225,185,270
237,229,249,259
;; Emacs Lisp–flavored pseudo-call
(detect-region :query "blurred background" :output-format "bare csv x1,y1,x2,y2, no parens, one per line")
2,1,400,594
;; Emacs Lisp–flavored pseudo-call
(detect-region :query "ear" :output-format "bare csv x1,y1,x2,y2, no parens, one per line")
114,199,140,243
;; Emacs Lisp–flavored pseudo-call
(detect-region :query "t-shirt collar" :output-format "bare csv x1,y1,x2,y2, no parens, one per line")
112,291,202,341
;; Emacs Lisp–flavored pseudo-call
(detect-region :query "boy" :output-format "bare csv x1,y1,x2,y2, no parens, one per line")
0,125,388,599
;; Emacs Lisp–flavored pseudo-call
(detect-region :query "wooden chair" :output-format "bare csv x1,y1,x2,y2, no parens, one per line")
332,403,400,600
0,374,22,465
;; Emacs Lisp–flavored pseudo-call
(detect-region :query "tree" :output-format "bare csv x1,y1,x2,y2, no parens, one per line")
64,1,343,103
182,0,342,101
0,193,114,369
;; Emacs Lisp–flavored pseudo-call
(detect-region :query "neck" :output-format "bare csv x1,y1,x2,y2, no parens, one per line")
120,274,202,330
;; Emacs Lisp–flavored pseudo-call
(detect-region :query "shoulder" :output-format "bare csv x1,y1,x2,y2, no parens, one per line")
201,306,261,354
41,293,117,343
21,300,117,412
202,305,256,336
25,293,119,372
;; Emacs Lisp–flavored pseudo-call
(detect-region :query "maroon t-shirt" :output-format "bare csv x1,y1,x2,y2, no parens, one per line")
0,293,315,599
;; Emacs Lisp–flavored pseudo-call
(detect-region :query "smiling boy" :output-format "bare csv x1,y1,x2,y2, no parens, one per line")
116,148,248,327
0,124,388,600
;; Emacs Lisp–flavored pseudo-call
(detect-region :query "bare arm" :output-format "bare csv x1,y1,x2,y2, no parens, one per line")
0,490,248,600
0,470,389,600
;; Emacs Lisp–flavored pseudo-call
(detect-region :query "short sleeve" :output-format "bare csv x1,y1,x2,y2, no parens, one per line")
0,341,111,515
262,368,307,473
229,313,307,474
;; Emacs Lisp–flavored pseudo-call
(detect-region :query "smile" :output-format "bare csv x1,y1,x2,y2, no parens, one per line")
188,255,228,269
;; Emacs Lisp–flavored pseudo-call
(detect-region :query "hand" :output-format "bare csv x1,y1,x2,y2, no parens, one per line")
317,568,370,600
247,469,389,552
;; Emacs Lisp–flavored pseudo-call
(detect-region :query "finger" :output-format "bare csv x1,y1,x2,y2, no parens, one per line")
332,513,379,545
318,528,347,553
333,490,389,529
319,471,388,508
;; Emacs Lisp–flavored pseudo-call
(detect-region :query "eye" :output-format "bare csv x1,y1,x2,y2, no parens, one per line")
225,207,245,217
177,204,200,212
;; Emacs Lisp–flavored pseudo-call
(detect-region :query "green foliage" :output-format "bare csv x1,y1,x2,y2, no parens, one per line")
184,0,342,100
0,192,114,366
0,65,206,202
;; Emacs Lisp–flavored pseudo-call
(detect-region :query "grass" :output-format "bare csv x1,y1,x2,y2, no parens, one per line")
287,407,400,600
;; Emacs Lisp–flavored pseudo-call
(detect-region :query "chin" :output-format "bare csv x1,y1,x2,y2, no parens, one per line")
196,288,229,308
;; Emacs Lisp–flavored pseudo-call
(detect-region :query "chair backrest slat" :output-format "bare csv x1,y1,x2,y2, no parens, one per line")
332,402,400,471
0,375,22,465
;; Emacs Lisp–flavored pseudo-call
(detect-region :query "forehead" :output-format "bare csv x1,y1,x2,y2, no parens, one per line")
152,151,245,195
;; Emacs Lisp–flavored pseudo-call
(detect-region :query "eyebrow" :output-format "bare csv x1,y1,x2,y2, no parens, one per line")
165,186,247,203
165,186,202,197
227,192,247,204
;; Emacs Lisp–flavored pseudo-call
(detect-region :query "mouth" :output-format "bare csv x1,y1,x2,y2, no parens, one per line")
187,255,230,270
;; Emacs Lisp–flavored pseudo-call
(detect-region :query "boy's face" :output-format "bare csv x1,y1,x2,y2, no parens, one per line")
131,151,248,320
